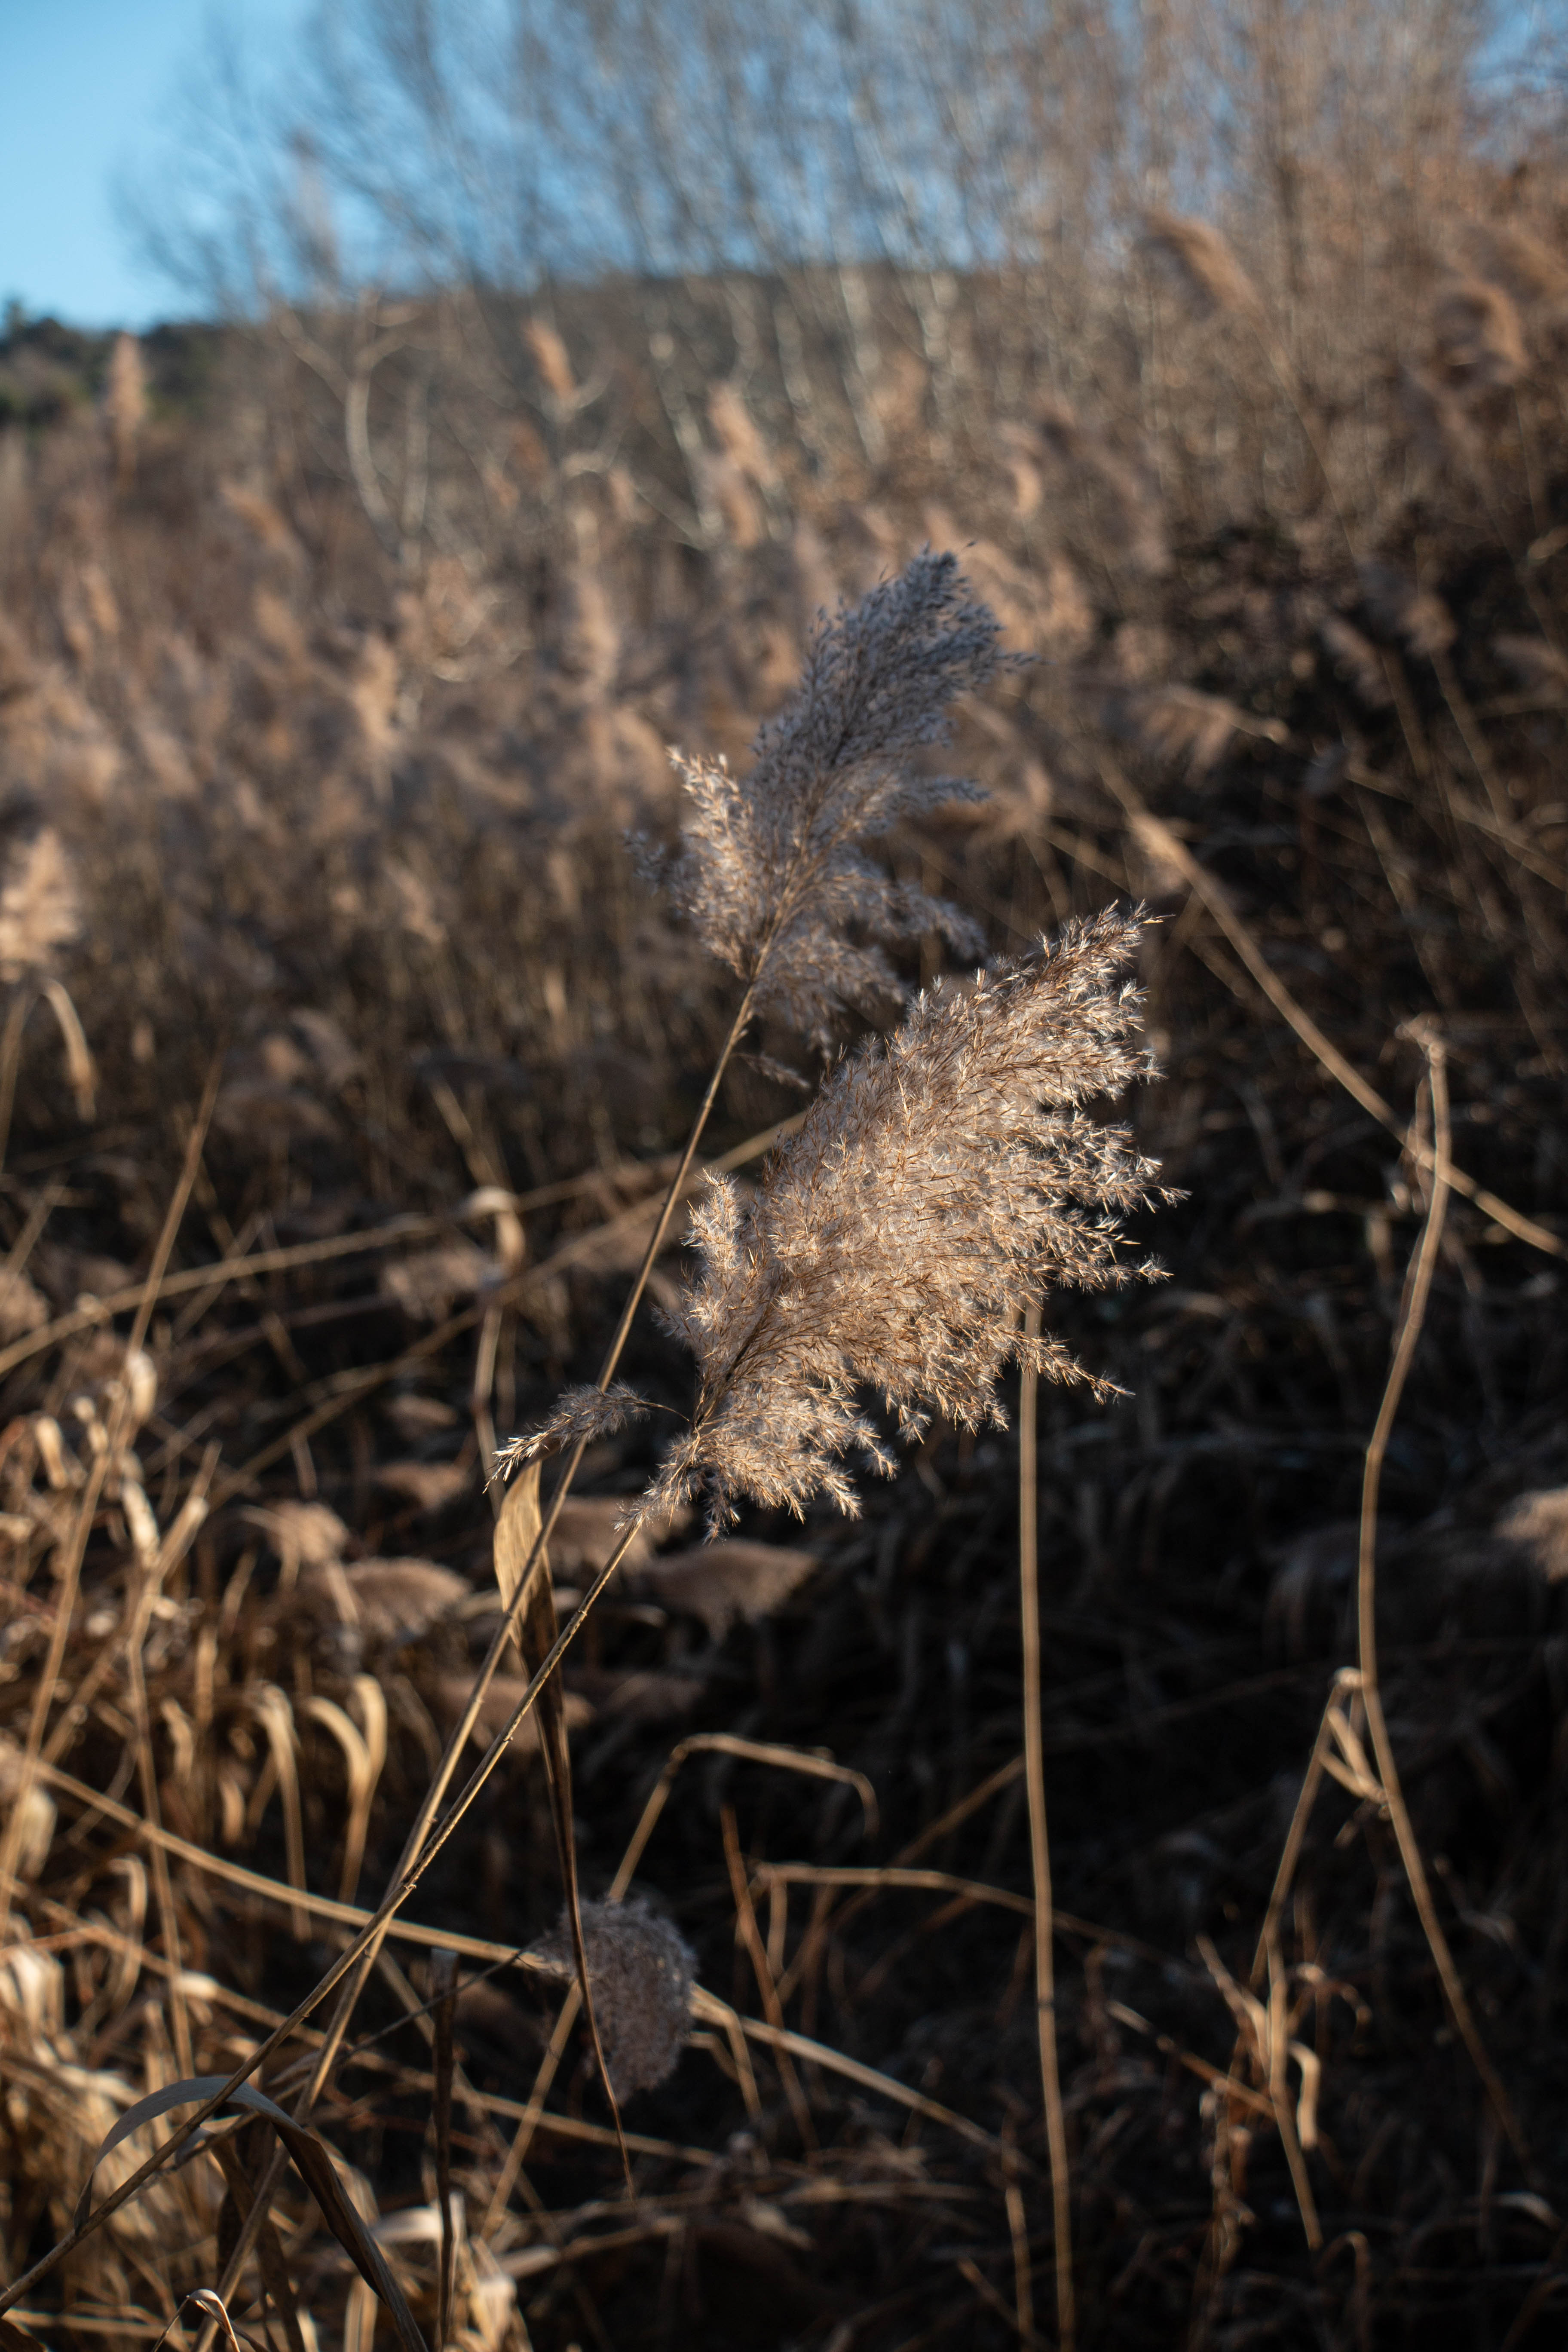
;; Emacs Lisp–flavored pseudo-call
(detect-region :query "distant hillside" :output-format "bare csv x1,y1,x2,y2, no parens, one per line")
0,311,221,429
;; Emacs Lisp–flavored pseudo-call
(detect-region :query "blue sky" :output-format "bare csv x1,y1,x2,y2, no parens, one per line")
0,0,304,328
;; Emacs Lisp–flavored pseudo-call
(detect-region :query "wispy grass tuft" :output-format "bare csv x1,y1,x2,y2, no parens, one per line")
642,905,1171,1529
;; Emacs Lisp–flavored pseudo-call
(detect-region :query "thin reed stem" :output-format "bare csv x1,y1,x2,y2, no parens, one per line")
1249,1667,1361,1991
1020,1299,1075,2352
294,983,760,2114
1354,1035,1532,2173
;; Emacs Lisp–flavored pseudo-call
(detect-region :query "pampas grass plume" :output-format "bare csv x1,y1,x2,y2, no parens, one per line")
645,906,1171,1531
660,550,1006,1047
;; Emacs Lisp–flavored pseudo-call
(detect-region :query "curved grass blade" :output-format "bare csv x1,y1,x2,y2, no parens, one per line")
76,2076,428,2352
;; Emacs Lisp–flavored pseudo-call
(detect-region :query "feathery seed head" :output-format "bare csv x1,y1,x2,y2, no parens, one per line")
645,906,1172,1532
662,550,1008,1047
533,1898,695,2099
493,1381,650,1480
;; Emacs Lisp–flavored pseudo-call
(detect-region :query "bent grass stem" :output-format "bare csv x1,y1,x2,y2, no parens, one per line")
1355,1036,1532,2174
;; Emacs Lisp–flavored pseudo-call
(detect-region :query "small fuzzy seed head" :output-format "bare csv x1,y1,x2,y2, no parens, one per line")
533,1898,695,2099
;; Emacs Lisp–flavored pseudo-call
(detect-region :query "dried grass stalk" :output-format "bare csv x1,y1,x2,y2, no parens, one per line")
1116,686,1285,780
1494,635,1568,700
1320,616,1393,708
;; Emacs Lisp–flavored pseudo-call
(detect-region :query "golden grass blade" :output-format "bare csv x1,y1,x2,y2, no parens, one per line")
74,2076,426,2352
36,1757,539,1967
37,977,96,1122
749,1864,1168,1956
300,1695,381,1905
720,1803,816,2149
248,1687,310,1944
1248,1669,1363,1990
614,1733,879,1900
691,1989,1005,2159
1197,1934,1321,2251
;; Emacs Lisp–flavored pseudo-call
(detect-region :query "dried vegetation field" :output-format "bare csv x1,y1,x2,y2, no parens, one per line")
3,156,1568,2352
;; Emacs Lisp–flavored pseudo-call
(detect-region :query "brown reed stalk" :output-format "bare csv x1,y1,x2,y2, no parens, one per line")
1197,1038,1533,2328
722,1804,818,2148
1019,1297,1075,2352
432,1948,458,2352
497,1463,631,2186
1354,1032,1531,2172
